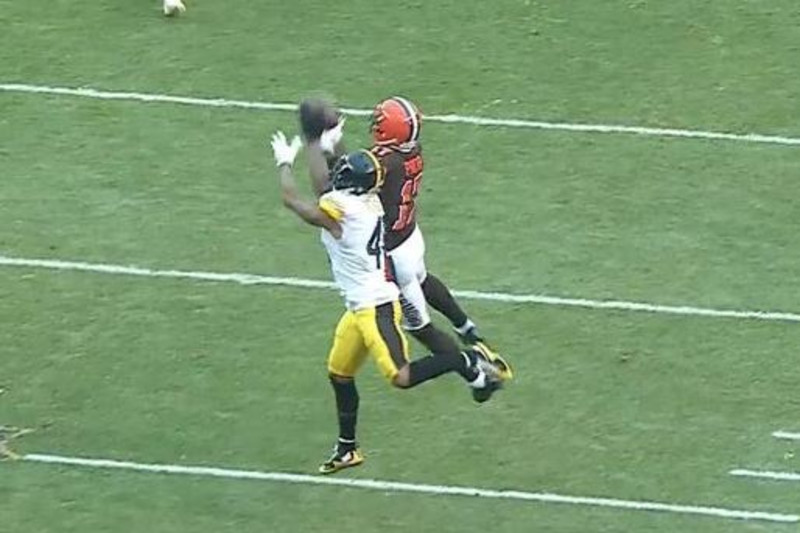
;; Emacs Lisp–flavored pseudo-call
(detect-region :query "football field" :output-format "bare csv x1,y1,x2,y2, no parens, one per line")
2,1,800,531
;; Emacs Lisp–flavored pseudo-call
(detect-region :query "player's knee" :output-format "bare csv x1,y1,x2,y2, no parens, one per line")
399,296,429,331
391,365,412,389
328,372,354,385
420,274,431,290
408,323,434,340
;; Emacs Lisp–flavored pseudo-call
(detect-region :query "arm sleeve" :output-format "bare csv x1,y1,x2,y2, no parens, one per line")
318,194,344,222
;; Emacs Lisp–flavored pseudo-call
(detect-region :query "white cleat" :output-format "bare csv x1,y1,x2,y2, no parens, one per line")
163,0,186,16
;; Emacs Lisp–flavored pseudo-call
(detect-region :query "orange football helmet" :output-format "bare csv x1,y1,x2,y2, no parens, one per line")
371,96,421,148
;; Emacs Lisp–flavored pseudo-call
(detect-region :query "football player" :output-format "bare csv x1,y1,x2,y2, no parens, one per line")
300,98,511,381
269,132,502,474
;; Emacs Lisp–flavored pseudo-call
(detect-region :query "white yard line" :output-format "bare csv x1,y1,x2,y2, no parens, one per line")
2,255,800,323
23,453,799,524
773,431,800,441
2,83,800,147
730,469,800,483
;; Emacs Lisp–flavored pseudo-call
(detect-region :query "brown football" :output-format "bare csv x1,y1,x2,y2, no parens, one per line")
298,98,340,140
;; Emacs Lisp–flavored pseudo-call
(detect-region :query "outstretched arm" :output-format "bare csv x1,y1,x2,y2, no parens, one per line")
277,163,341,238
305,141,337,198
270,131,342,238
305,119,347,198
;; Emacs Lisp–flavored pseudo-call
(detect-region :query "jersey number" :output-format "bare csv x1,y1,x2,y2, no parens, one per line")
366,219,384,270
367,219,394,281
392,156,423,232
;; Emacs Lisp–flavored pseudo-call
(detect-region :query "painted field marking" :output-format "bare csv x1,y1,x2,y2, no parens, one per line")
730,469,800,483
21,453,799,524
2,254,800,323
2,83,800,147
773,431,800,441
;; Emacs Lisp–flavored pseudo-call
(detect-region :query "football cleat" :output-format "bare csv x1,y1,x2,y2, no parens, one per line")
462,347,504,404
471,341,514,381
471,374,503,404
319,444,364,475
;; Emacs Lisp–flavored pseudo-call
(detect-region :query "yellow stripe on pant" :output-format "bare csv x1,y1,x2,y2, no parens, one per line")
327,301,409,381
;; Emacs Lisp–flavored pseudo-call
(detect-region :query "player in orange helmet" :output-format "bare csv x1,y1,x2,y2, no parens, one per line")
301,97,512,385
368,98,507,361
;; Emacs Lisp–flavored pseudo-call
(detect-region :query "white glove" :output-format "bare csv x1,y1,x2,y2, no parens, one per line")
270,131,303,167
318,119,346,154
163,0,186,16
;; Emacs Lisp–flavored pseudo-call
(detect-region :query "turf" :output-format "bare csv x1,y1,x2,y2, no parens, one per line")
2,1,799,532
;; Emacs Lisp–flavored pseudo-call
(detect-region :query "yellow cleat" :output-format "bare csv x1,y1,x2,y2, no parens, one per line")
472,341,514,381
318,446,364,475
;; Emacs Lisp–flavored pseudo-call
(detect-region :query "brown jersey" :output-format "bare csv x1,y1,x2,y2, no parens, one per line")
372,144,423,251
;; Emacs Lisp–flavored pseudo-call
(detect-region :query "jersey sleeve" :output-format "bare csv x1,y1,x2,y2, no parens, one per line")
318,192,345,222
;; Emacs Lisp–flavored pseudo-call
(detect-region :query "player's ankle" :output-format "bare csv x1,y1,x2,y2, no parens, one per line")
337,437,357,452
454,319,477,336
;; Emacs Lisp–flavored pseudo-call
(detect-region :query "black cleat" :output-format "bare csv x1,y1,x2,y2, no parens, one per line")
471,377,503,403
464,347,505,403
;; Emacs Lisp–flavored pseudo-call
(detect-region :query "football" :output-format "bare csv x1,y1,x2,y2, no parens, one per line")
298,98,341,141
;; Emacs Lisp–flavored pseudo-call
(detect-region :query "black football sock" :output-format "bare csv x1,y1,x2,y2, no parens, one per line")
329,376,359,449
409,324,462,358
407,351,480,387
422,274,470,328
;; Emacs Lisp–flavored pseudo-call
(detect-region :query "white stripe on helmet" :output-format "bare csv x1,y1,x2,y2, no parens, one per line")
392,96,420,142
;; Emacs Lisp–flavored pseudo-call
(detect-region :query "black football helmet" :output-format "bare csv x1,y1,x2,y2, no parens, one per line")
330,150,385,195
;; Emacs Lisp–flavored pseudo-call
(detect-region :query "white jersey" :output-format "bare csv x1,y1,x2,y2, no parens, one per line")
318,190,399,311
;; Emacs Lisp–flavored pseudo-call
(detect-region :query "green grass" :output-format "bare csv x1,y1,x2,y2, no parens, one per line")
2,1,799,532
7,466,788,533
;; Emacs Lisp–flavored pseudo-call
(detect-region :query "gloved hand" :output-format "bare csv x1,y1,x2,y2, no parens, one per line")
318,119,346,154
270,131,303,167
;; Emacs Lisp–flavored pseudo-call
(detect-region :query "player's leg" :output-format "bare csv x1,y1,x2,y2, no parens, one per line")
388,229,462,357
421,273,484,342
421,272,513,379
400,227,485,344
396,272,486,384
320,311,369,474
398,345,504,403
363,301,501,402
407,231,513,379
388,233,509,388
399,277,463,358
